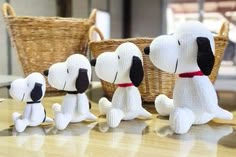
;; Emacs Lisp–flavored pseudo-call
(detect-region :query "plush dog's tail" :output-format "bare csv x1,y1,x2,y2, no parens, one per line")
155,94,174,116
45,117,54,122
215,108,233,120
42,109,54,123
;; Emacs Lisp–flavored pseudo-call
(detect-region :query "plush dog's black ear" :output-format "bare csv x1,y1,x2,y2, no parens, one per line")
31,83,43,102
129,56,144,87
76,68,89,93
196,37,215,76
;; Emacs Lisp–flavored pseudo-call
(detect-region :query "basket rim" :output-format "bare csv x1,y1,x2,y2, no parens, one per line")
89,37,154,45
5,16,94,22
89,35,227,45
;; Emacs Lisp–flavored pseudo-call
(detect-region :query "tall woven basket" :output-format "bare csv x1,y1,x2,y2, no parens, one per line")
89,22,229,102
2,3,96,95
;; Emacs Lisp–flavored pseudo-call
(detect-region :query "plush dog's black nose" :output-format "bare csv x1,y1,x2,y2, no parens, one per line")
144,46,150,55
43,70,49,76
90,59,97,67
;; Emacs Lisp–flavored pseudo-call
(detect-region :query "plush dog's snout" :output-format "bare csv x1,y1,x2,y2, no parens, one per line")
43,70,49,77
90,59,97,67
144,47,150,55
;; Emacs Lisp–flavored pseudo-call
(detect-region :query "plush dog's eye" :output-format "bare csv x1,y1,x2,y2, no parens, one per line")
118,55,120,59
178,40,181,46
67,69,69,74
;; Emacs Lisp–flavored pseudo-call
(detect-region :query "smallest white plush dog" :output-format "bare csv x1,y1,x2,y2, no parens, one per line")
44,54,97,130
9,72,53,132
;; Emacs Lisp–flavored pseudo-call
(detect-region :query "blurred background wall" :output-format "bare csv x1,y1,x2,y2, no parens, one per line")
0,0,166,77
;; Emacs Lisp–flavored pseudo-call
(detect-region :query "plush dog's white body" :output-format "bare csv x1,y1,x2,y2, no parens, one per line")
100,86,148,121
12,102,45,126
53,93,95,124
91,42,152,128
173,76,231,123
9,72,53,132
144,21,233,134
45,54,97,130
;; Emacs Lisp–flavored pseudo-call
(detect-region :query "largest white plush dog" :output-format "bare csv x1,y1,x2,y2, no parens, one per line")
9,72,53,132
44,54,97,130
144,21,233,134
91,42,152,128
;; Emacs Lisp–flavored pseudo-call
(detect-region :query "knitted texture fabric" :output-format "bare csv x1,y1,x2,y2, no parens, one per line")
9,72,53,132
45,54,97,130
145,21,233,134
92,42,152,128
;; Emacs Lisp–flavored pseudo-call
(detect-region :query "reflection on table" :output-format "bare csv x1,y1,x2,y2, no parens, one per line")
0,83,235,157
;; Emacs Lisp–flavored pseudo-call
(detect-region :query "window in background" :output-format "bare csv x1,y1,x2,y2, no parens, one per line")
167,0,236,91
96,10,111,39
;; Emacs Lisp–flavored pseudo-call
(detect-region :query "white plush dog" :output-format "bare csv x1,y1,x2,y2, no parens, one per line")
91,42,152,128
9,72,53,132
144,21,233,134
44,54,97,130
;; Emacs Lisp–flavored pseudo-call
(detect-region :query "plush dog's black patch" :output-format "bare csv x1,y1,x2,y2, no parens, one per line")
144,46,150,55
43,70,49,76
196,37,215,76
30,83,43,102
130,56,144,87
90,59,97,67
76,68,89,93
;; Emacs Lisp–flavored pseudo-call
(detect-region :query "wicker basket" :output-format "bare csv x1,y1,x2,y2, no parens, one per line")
89,22,229,102
2,3,96,95
209,22,229,83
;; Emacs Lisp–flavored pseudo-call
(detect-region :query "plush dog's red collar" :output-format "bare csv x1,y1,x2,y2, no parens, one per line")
179,71,203,78
117,83,134,87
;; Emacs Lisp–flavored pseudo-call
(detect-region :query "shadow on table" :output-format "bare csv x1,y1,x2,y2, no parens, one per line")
218,128,236,148
218,91,236,113
155,121,236,156
93,119,149,135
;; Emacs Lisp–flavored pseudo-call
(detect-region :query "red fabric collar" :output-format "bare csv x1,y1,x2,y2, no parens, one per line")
179,71,203,78
117,83,134,87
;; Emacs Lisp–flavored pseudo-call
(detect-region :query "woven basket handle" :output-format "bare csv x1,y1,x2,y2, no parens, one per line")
2,3,15,17
89,26,104,41
89,9,96,23
219,22,229,37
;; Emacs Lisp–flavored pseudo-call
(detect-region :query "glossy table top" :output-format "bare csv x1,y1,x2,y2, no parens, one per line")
0,83,236,157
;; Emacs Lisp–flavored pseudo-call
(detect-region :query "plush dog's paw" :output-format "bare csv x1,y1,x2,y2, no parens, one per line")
54,113,69,130
12,112,21,122
107,108,124,128
52,103,61,112
169,108,195,134
155,94,174,116
98,97,112,115
15,119,27,133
